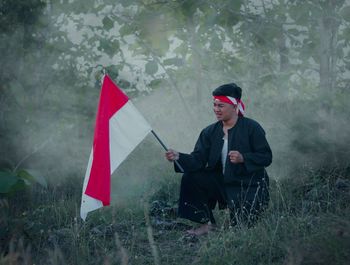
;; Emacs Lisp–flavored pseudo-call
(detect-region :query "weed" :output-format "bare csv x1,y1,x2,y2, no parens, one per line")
1,167,349,264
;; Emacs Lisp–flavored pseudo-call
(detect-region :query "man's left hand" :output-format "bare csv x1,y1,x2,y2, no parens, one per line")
228,150,244,164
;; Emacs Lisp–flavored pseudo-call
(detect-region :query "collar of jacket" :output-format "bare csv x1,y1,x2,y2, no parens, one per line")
217,116,242,132
207,117,243,168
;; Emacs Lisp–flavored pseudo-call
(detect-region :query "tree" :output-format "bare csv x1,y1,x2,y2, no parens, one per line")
1,0,349,175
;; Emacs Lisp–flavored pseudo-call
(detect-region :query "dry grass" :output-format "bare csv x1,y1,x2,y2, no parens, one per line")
1,166,349,265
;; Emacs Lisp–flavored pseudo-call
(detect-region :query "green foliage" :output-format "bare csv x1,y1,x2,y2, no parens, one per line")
0,0,46,33
119,23,137,36
98,39,120,56
102,15,114,30
163,57,184,67
210,33,223,51
0,171,21,194
145,60,158,75
69,0,96,14
215,5,242,28
340,5,350,21
0,168,47,195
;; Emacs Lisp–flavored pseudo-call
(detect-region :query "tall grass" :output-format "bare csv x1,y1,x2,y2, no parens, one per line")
197,167,350,265
1,166,349,264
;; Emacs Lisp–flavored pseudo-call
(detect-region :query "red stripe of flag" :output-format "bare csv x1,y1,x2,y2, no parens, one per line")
85,75,128,206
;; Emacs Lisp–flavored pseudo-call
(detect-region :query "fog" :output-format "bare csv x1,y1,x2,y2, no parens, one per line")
1,0,350,203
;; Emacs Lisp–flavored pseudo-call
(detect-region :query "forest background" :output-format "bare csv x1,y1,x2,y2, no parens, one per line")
1,0,350,264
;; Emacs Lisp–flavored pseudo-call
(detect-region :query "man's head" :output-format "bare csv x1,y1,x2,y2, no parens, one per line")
212,83,245,118
212,83,242,99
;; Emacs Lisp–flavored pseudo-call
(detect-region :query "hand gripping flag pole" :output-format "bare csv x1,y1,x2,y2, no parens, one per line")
151,130,184,173
80,74,183,220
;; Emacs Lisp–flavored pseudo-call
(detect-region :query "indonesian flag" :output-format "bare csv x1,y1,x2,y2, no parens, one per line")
80,75,151,220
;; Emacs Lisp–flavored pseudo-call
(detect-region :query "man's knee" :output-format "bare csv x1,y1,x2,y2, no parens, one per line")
181,172,196,186
181,171,205,186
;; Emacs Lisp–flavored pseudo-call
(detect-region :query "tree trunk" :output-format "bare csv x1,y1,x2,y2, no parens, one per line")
187,16,205,107
278,27,289,73
318,0,341,102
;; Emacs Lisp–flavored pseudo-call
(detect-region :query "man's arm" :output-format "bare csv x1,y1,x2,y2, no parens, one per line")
241,123,272,173
165,130,210,173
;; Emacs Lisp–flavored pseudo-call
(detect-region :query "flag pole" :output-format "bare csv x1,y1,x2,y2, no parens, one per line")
151,130,184,173
101,68,106,84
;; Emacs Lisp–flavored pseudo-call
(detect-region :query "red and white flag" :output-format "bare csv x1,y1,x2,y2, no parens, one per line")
80,75,151,220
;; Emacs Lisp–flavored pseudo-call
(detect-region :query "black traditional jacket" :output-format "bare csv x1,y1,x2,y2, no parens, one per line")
175,116,272,187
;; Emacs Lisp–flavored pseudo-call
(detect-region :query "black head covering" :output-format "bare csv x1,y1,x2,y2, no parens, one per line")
212,83,242,99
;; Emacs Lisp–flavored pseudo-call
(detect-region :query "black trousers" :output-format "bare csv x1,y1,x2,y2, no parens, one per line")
177,170,269,225
177,170,226,224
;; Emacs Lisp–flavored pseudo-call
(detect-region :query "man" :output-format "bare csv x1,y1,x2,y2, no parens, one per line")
165,83,272,235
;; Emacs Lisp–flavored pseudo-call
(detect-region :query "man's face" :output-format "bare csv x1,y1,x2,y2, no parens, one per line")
213,100,237,121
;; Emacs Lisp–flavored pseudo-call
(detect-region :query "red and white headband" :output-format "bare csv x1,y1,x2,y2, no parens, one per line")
213,95,245,116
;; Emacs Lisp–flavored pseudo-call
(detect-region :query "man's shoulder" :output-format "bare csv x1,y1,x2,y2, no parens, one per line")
240,116,261,126
202,121,222,132
240,117,266,133
197,121,222,138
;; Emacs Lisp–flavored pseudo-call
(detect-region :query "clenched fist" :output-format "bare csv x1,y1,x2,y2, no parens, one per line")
228,150,244,164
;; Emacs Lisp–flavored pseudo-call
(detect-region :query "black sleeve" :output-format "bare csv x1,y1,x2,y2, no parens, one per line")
174,129,210,173
242,123,272,173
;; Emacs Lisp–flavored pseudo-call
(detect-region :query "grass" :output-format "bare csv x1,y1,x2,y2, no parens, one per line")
1,166,349,265
196,167,350,265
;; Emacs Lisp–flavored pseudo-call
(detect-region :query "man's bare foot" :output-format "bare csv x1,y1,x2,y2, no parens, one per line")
186,223,213,236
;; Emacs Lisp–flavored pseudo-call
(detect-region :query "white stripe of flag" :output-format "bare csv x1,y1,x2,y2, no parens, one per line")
80,75,151,220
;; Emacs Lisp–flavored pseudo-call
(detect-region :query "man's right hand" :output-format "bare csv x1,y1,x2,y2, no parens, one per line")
165,149,179,162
